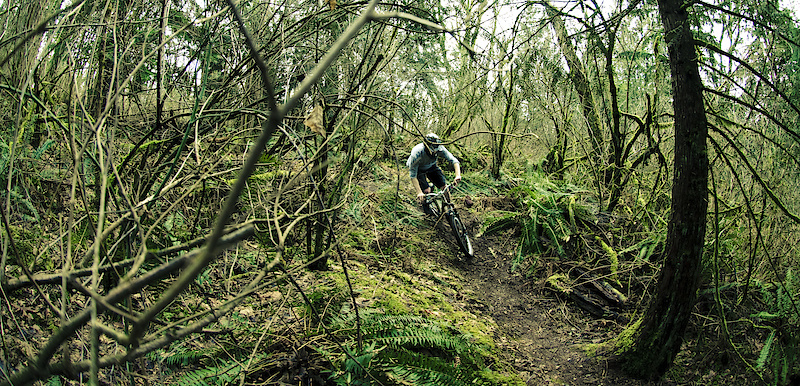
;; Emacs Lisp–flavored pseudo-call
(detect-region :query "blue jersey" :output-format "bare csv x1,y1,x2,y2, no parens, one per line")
406,142,459,179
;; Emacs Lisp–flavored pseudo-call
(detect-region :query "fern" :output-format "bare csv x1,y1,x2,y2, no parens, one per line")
9,187,39,222
386,348,471,386
325,310,499,385
481,211,520,236
751,270,800,385
508,175,594,265
46,376,61,386
33,139,55,159
349,312,472,355
371,325,470,353
177,353,270,386
757,329,776,369
148,344,210,367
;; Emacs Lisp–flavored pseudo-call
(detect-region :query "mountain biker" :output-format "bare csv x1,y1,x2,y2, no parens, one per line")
407,133,462,214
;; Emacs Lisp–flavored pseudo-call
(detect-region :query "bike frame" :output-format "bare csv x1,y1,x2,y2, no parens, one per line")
423,184,473,258
423,184,455,221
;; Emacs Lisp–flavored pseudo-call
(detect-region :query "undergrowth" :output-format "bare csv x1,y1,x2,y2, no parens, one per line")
751,269,800,385
479,167,598,270
322,308,519,385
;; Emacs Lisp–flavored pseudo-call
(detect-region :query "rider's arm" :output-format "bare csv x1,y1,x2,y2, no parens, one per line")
439,147,462,185
411,177,424,201
407,144,426,202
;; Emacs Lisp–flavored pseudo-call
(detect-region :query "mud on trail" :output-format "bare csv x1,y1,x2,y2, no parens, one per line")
437,207,650,386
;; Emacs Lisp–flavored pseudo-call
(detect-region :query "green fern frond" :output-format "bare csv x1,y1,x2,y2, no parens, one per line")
33,139,55,159
177,353,270,386
363,313,430,330
325,309,500,385
371,326,470,354
350,313,472,355
482,211,520,236
164,348,207,367
178,369,212,386
46,376,61,386
507,177,593,263
386,349,469,386
390,365,467,386
757,329,776,369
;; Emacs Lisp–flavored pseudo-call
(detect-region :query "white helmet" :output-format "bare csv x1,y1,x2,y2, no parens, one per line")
424,133,444,153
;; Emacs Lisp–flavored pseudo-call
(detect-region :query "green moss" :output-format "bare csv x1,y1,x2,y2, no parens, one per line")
611,316,642,355
7,224,54,270
344,228,371,249
596,236,620,284
375,289,410,314
448,310,496,347
319,235,519,383
8,225,37,265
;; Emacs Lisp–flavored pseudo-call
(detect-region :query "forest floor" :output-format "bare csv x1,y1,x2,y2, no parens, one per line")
431,207,651,386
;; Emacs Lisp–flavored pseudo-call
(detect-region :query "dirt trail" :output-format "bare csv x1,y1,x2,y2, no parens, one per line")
444,211,651,386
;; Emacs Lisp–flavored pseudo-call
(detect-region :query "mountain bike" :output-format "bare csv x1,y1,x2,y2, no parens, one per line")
424,184,474,258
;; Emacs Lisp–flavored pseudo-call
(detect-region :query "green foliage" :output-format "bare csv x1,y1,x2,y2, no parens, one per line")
376,185,420,226
325,309,508,385
342,188,368,223
617,232,665,263
514,175,592,253
8,187,39,222
480,211,519,236
149,342,275,386
305,281,346,323
752,269,800,385
7,224,49,270
176,353,270,386
0,135,56,222
757,329,777,370
147,344,211,367
482,169,595,270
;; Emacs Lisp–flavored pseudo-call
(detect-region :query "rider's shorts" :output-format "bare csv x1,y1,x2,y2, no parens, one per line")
417,165,447,192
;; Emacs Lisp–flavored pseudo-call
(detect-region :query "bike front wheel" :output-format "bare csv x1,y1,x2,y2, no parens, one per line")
427,198,441,219
448,212,473,258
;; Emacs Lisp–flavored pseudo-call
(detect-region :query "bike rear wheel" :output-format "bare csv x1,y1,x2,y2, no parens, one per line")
448,211,473,258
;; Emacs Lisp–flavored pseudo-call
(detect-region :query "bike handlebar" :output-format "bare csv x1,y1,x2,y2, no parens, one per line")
423,183,457,202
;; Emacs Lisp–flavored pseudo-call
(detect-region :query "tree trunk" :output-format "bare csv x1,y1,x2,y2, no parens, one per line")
603,27,624,212
491,66,515,180
544,3,604,166
621,0,709,379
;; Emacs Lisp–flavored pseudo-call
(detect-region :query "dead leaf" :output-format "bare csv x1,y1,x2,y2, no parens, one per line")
239,306,255,318
304,104,326,137
264,291,283,302
328,0,336,10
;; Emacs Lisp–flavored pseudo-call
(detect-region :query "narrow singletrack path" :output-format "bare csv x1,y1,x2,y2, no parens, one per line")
446,212,648,386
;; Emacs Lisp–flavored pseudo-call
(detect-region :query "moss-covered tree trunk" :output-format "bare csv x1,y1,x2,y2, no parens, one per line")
621,0,709,379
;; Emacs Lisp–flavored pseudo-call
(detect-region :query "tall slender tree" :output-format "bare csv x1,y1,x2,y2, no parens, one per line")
620,0,710,378
544,2,604,170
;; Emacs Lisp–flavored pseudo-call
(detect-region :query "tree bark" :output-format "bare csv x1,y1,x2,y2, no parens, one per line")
620,0,709,379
